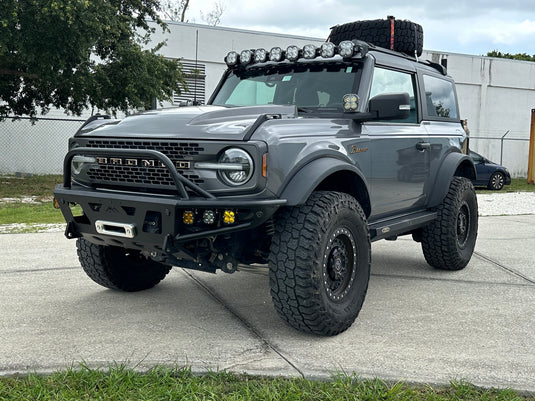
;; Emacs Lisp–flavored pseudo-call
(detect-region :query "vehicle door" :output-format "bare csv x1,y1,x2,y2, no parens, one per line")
419,74,466,192
363,66,430,219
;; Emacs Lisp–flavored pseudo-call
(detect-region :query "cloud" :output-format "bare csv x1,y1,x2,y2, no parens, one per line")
185,0,535,55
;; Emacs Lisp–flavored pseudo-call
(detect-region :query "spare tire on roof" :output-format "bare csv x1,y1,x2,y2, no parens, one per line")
329,17,423,57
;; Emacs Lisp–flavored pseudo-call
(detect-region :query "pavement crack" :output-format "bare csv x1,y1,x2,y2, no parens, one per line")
180,269,305,378
474,251,535,285
0,266,79,275
370,272,535,287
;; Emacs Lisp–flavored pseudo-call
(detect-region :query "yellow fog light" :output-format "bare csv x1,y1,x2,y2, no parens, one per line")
53,197,60,209
223,210,235,224
183,211,194,225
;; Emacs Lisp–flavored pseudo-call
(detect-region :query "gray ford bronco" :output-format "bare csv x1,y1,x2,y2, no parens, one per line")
54,19,478,335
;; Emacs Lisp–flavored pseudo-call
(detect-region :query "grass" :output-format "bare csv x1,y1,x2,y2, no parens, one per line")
0,175,65,231
0,174,62,200
475,178,535,193
0,366,532,401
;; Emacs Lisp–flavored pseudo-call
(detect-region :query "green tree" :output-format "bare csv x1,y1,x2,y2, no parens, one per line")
0,0,186,120
487,50,535,62
160,0,190,22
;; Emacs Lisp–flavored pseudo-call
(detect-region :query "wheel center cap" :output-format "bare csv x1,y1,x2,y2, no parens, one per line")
334,257,343,272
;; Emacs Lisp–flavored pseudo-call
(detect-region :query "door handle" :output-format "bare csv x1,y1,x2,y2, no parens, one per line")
416,142,431,151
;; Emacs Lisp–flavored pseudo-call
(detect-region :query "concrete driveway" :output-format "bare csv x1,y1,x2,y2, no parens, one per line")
1,214,534,392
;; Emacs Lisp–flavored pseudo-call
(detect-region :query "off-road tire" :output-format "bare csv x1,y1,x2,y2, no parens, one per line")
269,191,371,336
76,238,171,291
421,177,478,270
329,18,423,57
488,171,505,190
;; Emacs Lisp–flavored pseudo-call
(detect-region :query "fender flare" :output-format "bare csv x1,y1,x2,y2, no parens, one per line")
278,157,370,206
427,152,476,208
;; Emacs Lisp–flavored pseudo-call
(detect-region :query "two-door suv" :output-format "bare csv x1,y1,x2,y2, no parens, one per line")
54,19,478,335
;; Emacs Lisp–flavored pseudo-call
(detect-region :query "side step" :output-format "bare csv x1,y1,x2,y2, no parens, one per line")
368,210,437,242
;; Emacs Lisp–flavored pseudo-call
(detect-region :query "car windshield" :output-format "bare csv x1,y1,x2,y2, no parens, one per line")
211,64,361,113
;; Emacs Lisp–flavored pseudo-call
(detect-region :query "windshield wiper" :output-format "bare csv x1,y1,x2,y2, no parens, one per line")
298,107,341,113
297,107,316,113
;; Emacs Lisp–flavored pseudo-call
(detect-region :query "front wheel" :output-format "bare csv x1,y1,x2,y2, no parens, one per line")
488,171,505,190
421,177,478,270
76,238,171,291
269,192,371,336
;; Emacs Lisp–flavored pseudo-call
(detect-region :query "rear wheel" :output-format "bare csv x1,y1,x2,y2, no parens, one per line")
421,177,478,270
77,238,171,291
488,171,505,190
269,192,370,336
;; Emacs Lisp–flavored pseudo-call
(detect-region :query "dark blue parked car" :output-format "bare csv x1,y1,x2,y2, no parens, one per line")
470,151,511,190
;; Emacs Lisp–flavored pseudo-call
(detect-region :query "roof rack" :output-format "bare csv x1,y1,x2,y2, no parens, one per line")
365,42,448,75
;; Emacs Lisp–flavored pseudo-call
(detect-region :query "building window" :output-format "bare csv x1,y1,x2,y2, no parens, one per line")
173,62,206,106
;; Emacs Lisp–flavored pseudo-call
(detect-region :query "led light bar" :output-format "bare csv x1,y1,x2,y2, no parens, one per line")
224,40,369,68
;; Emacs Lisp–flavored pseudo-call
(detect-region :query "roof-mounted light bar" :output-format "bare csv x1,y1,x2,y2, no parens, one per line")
225,41,369,68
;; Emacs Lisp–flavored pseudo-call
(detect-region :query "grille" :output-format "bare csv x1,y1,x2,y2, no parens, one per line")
84,139,204,156
83,140,206,190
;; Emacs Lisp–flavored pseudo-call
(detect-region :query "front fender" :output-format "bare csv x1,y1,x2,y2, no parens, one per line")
427,152,476,208
278,157,369,206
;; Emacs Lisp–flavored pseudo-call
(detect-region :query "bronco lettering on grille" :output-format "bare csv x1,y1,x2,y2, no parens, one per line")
96,157,191,169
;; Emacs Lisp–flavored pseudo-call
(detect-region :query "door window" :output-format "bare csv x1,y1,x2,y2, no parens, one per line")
369,68,417,123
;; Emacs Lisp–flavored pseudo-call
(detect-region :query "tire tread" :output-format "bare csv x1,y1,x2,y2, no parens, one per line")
77,238,171,292
269,192,370,335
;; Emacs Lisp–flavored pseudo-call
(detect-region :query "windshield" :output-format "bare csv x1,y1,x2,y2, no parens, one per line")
211,64,361,112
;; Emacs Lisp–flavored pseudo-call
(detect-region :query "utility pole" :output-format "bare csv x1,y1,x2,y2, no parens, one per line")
528,109,535,184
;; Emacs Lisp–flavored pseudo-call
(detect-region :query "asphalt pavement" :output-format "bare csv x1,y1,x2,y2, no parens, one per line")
1,214,534,392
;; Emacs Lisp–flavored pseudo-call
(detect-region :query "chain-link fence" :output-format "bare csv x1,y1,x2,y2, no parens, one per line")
469,131,530,178
0,117,85,175
0,117,531,178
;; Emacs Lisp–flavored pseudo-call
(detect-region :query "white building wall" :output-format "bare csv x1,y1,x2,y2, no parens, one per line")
1,22,534,177
150,22,325,103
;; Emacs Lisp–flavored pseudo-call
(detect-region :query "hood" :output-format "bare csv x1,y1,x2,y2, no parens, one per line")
75,105,298,141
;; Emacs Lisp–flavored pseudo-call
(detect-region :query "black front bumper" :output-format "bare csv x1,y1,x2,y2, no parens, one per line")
54,184,285,253
55,147,285,253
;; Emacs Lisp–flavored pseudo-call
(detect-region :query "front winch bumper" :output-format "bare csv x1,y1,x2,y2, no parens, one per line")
54,147,285,253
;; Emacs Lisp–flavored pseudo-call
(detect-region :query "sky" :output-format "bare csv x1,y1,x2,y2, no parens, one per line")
182,0,535,56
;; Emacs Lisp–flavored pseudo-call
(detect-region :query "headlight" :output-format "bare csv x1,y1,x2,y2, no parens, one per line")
217,148,253,186
71,155,96,175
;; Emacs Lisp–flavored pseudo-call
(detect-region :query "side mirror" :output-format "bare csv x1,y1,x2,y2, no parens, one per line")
368,92,411,120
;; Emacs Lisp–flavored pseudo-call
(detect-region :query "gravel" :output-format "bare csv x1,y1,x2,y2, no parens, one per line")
476,192,535,216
